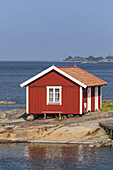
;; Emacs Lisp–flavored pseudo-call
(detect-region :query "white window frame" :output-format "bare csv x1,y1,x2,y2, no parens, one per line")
46,86,62,105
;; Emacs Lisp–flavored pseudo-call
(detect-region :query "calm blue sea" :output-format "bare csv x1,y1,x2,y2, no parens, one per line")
0,144,113,170
0,61,112,110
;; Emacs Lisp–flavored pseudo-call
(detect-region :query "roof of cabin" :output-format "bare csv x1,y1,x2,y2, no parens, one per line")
20,65,107,88
58,66,107,87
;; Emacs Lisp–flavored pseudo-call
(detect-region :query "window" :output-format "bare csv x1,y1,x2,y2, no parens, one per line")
47,86,62,105
49,88,53,102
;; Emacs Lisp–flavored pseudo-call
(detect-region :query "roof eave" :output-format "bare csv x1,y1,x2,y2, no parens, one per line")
87,83,107,87
20,65,87,88
20,66,54,87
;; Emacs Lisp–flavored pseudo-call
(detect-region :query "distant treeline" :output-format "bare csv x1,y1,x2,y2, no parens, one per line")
64,55,113,62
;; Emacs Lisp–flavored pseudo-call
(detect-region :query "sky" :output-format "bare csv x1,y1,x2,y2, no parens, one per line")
0,0,113,61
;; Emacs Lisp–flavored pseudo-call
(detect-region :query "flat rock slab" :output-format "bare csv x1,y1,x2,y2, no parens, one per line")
0,101,17,105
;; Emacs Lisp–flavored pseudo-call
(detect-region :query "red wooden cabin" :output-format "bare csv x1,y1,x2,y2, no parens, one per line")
20,66,107,116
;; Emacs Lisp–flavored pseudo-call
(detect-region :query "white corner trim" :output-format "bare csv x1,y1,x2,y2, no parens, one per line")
87,87,91,112
26,86,29,114
100,86,102,108
80,87,82,114
20,66,87,88
46,86,62,105
95,86,98,110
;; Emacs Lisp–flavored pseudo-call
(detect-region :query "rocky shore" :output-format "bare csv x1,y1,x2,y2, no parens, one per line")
0,106,113,147
0,101,17,105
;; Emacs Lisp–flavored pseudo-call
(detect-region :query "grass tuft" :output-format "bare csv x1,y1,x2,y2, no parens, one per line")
108,134,113,140
55,118,64,121
100,102,113,112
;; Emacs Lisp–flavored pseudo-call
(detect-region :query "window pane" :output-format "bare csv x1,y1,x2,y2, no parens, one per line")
55,88,60,102
49,88,53,102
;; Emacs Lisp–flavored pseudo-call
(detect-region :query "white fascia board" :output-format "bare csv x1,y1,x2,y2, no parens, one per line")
20,65,87,88
20,66,54,87
53,66,87,88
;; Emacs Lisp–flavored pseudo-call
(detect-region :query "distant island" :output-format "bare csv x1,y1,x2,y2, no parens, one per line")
62,55,113,63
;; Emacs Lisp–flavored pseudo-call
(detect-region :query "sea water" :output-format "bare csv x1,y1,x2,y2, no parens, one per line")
0,61,112,103
0,143,112,170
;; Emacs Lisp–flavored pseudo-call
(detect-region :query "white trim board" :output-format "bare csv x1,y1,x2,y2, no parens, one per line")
100,86,102,108
87,87,91,112
20,66,87,88
95,86,98,110
80,87,82,114
26,86,29,114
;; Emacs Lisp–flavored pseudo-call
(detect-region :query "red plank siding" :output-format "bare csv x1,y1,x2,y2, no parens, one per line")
28,71,80,114
29,86,80,114
82,88,87,113
29,70,78,86
91,87,95,112
63,86,80,114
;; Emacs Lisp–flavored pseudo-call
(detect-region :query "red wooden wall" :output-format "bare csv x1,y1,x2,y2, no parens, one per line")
28,70,80,114
82,86,101,113
27,70,102,114
91,87,95,112
82,88,87,113
98,86,101,109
